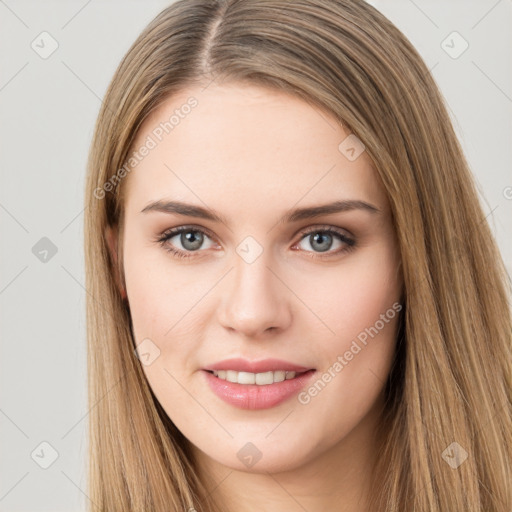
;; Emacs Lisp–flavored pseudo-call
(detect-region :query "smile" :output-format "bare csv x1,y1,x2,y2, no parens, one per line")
204,369,316,410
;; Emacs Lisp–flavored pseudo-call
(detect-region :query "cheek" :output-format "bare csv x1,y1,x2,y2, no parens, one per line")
306,242,401,346
297,283,400,453
296,242,401,404
123,237,217,392
123,232,206,342
122,242,212,421
313,262,400,391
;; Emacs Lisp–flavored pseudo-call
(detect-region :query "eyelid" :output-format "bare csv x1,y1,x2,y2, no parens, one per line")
295,223,353,239
157,224,217,242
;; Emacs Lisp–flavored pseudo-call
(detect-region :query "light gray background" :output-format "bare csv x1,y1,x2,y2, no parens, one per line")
0,1,510,510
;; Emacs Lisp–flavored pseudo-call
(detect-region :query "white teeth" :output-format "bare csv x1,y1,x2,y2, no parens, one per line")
211,369,300,385
256,371,275,385
226,370,238,383
273,371,286,383
237,371,255,385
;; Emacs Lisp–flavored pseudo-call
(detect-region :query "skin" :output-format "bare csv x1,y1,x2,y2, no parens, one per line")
106,82,403,512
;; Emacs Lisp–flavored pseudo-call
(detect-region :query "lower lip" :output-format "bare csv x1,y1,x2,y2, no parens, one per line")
203,369,316,410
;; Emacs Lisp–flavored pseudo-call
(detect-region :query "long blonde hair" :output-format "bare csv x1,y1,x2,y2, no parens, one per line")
84,1,512,510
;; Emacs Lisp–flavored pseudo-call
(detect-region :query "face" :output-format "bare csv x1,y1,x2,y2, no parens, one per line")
108,82,403,475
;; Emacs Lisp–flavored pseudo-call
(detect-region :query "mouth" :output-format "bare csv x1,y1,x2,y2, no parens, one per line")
203,368,317,410
205,369,312,385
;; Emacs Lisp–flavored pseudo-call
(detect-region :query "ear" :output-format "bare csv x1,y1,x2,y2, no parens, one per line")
105,225,127,300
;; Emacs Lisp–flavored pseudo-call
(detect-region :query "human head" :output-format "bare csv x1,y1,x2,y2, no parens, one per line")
110,78,403,489
84,1,512,510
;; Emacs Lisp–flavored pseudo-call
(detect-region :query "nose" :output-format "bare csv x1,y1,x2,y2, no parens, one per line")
217,251,292,338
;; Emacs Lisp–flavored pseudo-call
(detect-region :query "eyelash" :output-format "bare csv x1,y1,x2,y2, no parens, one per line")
155,224,356,260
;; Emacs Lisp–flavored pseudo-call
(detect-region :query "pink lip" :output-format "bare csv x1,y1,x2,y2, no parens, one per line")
203,358,313,373
203,369,316,410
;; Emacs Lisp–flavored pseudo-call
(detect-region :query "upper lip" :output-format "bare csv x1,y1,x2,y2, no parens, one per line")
204,358,314,373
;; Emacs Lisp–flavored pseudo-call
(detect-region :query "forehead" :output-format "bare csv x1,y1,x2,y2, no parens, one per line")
123,83,388,216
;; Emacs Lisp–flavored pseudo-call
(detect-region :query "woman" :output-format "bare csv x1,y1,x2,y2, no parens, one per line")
84,0,512,510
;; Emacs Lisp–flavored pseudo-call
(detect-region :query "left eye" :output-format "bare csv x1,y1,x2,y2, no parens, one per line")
156,225,355,259
293,227,355,256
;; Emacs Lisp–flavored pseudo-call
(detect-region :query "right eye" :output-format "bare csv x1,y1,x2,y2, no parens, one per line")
156,226,218,259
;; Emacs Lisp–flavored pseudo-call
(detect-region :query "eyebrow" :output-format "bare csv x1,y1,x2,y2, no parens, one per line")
141,199,380,225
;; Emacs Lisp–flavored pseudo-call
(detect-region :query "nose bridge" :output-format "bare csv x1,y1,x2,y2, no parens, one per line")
218,240,291,336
